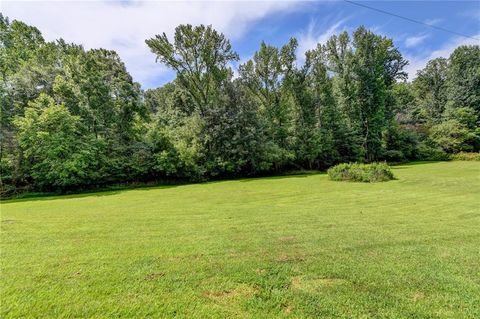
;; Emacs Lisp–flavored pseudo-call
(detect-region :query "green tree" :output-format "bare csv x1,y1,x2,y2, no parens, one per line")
413,58,448,124
146,24,239,115
238,39,298,170
446,45,480,116
202,81,272,176
352,27,408,162
1,16,53,190
14,94,101,190
429,119,476,153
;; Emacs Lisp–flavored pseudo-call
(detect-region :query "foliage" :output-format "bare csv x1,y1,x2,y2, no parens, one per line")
412,58,448,124
415,143,450,161
327,162,395,182
1,15,479,194
381,122,417,162
146,24,238,115
450,152,480,161
446,45,480,116
14,94,102,190
429,119,476,153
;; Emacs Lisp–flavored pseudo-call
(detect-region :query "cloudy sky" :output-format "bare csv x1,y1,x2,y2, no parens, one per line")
2,0,479,89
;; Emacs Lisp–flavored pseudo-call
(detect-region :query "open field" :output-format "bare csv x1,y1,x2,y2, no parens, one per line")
1,161,479,318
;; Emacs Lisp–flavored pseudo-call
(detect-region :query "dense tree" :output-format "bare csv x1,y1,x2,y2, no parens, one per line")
14,94,101,190
324,28,409,162
1,17,479,195
238,39,298,170
1,16,54,191
429,120,475,153
446,45,480,116
350,27,408,161
412,58,448,124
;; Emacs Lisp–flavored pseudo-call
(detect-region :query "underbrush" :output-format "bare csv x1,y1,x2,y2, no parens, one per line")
328,162,395,183
450,152,480,161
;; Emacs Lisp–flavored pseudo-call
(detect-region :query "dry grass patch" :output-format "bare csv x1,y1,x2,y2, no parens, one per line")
413,292,425,301
202,284,259,302
290,276,349,292
279,235,296,242
254,268,266,275
144,272,165,281
276,253,305,262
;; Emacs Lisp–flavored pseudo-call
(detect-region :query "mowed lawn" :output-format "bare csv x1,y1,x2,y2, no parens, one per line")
1,162,479,318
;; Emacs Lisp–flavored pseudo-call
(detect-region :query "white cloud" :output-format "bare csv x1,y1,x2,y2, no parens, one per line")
423,18,442,26
296,17,350,63
404,34,429,48
404,34,480,80
2,0,299,88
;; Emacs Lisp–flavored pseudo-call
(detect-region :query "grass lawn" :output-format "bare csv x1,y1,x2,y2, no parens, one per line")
1,161,479,318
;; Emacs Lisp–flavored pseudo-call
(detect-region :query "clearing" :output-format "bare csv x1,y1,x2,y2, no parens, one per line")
1,161,479,318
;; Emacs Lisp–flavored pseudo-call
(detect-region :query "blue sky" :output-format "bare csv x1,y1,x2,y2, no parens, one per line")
3,1,479,89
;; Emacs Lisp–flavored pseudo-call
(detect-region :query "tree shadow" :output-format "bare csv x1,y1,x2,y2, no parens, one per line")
238,171,326,183
391,161,444,169
1,183,185,204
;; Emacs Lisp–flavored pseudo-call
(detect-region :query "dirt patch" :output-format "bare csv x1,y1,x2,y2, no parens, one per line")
202,284,259,302
228,251,252,258
284,304,294,314
255,268,266,274
290,276,348,292
1,220,16,224
69,271,82,278
144,272,165,281
413,292,425,301
276,253,305,262
162,253,204,261
279,236,296,242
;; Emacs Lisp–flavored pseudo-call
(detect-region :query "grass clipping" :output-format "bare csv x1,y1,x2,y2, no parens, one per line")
328,162,395,183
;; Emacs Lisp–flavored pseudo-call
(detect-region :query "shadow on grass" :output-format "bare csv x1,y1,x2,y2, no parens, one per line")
3,162,444,203
2,171,327,203
1,183,185,204
391,161,443,169
238,171,325,183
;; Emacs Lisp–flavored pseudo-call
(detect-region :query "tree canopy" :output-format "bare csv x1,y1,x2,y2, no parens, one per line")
1,15,479,195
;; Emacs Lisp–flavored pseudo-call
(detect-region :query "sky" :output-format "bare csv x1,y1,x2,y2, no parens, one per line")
2,0,479,89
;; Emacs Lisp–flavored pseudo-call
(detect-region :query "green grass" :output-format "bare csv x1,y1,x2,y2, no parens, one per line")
1,161,479,318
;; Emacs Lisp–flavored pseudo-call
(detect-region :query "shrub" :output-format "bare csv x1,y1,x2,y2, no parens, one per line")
429,119,474,153
450,152,480,161
415,143,450,161
382,123,418,162
328,162,395,183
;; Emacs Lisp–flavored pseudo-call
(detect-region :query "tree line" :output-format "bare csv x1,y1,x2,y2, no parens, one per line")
1,15,479,195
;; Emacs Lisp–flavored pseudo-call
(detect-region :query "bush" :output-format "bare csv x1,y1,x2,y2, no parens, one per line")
429,120,474,153
382,123,418,162
328,162,395,183
415,143,450,161
450,152,480,161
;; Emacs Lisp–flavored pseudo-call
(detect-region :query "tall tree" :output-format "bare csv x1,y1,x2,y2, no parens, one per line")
446,45,480,117
238,38,298,170
146,24,239,115
353,26,407,161
412,58,448,124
